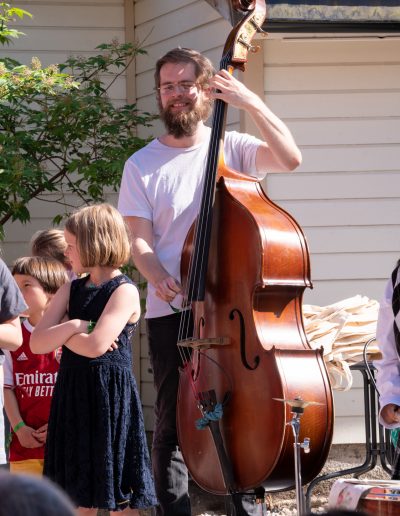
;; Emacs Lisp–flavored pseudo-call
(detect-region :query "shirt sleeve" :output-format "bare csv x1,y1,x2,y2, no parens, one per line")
117,157,153,221
224,131,265,181
0,259,27,324
3,349,15,389
374,272,400,428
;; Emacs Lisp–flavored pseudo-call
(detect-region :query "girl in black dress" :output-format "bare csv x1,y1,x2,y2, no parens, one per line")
31,203,157,515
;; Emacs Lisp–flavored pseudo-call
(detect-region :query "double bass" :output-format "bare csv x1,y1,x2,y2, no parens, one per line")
176,0,334,505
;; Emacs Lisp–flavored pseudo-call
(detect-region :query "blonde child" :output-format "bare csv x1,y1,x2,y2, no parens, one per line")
3,256,68,475
0,258,27,466
30,229,76,280
30,203,157,515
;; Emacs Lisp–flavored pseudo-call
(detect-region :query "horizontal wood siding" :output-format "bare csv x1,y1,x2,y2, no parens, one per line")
4,2,125,66
254,37,400,443
259,37,400,307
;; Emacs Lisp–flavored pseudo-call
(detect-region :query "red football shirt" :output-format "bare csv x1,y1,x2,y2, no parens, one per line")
3,319,60,461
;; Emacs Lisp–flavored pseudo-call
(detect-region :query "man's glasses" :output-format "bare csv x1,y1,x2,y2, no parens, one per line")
157,81,199,95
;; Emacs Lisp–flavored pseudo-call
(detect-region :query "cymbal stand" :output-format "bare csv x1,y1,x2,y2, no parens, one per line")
288,403,310,516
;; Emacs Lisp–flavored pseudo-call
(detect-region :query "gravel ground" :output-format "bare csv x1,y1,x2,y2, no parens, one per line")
136,444,393,516
187,462,390,515
138,444,392,516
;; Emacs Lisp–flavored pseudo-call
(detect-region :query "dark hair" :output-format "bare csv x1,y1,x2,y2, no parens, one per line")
0,471,76,516
12,256,68,294
154,47,215,93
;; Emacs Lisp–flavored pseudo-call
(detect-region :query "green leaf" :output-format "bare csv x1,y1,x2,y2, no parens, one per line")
8,8,32,19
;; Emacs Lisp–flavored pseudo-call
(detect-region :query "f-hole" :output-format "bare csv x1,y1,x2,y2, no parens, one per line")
191,316,206,381
229,309,260,370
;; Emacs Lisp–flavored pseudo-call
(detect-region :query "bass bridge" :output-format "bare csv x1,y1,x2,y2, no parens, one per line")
178,336,231,351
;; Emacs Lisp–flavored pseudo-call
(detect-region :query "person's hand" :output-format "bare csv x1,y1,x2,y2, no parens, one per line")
15,425,43,448
106,340,119,352
155,276,181,302
208,69,257,110
32,424,48,444
381,403,400,425
79,318,119,352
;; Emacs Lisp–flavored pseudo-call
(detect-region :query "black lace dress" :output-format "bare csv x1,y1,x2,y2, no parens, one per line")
44,275,157,511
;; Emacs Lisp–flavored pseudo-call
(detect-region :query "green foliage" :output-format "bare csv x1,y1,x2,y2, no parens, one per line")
0,41,155,237
0,2,32,45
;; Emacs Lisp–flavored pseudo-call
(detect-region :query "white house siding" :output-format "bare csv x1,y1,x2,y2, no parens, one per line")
262,37,400,306
253,36,400,443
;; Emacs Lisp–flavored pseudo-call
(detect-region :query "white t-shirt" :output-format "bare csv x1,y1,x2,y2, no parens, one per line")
118,128,264,318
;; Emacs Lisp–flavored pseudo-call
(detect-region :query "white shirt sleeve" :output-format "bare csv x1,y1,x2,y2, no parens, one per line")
118,157,153,220
3,349,14,389
374,271,400,428
224,131,264,180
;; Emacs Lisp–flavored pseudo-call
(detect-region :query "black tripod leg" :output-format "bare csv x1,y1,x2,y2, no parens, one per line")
224,493,244,515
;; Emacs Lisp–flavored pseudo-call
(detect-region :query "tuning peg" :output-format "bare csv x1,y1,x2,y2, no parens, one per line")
238,37,260,53
249,16,268,39
257,26,268,37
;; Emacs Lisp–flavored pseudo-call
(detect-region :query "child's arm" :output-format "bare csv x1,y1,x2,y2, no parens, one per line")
0,316,23,351
30,282,86,354
3,389,42,448
65,282,140,358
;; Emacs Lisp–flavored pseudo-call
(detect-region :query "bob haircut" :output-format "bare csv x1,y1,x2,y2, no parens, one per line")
154,47,215,94
12,256,68,294
64,203,131,268
30,229,68,267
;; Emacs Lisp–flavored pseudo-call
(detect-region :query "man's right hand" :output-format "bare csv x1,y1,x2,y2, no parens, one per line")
155,276,181,302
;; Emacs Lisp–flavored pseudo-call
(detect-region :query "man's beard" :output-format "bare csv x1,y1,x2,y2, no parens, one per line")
159,97,213,138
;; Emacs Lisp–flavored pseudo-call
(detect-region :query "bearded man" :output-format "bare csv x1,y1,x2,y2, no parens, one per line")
118,48,302,516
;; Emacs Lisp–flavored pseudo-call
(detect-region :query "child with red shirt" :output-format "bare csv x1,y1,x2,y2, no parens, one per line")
3,256,68,475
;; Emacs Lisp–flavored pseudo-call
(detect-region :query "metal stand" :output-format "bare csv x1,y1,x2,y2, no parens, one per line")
290,406,310,516
275,397,321,516
305,361,393,512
